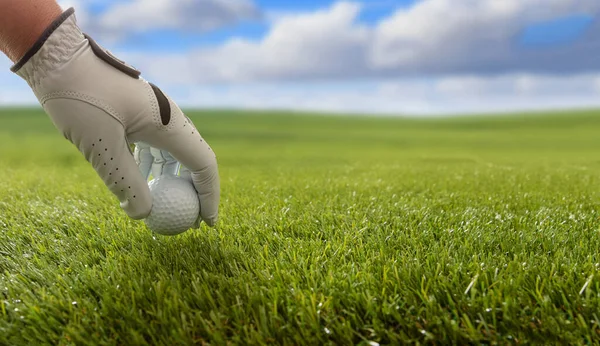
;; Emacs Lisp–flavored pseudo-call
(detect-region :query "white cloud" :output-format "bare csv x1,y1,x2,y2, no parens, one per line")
166,73,600,115
4,0,600,115
59,0,260,39
99,0,259,34
2,53,600,114
119,0,600,86
0,56,37,105
424,73,600,113
58,0,92,33
125,2,370,84
371,0,600,73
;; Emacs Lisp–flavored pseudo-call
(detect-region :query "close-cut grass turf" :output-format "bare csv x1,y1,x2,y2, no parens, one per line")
2,108,600,344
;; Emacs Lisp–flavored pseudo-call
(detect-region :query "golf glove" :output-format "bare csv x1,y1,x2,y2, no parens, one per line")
10,8,220,226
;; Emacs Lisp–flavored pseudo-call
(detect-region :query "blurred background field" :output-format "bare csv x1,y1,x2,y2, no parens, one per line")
4,107,600,165
2,108,600,344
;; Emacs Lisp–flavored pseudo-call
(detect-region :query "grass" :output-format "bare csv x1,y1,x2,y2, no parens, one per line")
1,107,600,344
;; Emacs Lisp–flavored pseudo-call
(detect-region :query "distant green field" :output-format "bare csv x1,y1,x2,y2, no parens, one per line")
1,108,600,344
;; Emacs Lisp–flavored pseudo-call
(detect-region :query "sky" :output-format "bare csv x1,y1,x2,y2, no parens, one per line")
0,0,599,115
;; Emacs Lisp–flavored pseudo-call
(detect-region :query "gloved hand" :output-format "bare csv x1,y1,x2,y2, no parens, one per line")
11,8,220,226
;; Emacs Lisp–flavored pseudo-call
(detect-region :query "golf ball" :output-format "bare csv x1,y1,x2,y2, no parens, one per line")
144,174,199,236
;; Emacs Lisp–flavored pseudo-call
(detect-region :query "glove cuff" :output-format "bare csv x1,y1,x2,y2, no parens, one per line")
11,7,85,87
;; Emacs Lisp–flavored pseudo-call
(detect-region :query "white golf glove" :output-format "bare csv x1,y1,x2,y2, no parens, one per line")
11,8,220,226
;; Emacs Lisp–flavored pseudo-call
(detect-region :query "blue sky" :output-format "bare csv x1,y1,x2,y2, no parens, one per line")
104,0,418,51
520,14,594,46
95,0,594,52
1,0,599,115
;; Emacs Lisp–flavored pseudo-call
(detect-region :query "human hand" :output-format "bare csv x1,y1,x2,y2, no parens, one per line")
11,8,220,226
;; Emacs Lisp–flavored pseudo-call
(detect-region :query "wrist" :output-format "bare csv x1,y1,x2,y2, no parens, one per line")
11,7,76,73
1,1,64,63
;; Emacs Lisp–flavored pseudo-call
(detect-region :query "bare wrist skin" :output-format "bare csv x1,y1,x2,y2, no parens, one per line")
0,0,63,62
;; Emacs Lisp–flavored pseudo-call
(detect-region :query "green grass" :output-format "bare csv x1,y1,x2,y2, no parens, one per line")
2,107,600,344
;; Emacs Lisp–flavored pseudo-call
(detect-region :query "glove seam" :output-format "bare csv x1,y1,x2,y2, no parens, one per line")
144,81,176,131
164,95,178,131
40,91,125,125
144,81,161,130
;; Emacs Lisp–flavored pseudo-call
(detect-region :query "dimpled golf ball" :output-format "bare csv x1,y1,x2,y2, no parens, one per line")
144,174,199,236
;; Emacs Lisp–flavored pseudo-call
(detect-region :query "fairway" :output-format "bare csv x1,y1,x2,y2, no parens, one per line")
2,108,600,344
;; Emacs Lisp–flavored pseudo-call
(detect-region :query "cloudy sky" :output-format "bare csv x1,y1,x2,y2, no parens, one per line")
0,0,599,115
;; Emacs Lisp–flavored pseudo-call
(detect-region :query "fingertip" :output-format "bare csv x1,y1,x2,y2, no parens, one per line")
119,178,152,220
203,216,218,227
121,195,152,220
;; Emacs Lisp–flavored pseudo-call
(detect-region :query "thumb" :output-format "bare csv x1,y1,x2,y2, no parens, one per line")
43,99,153,219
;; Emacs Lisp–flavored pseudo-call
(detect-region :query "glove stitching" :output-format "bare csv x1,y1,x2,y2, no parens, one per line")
166,98,177,131
163,93,179,131
144,82,177,131
40,91,125,125
144,82,162,131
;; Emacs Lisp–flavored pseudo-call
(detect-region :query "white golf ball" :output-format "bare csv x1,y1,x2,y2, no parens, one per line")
144,175,199,236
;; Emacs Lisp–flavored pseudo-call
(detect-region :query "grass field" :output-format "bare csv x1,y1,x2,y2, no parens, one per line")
2,108,600,344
